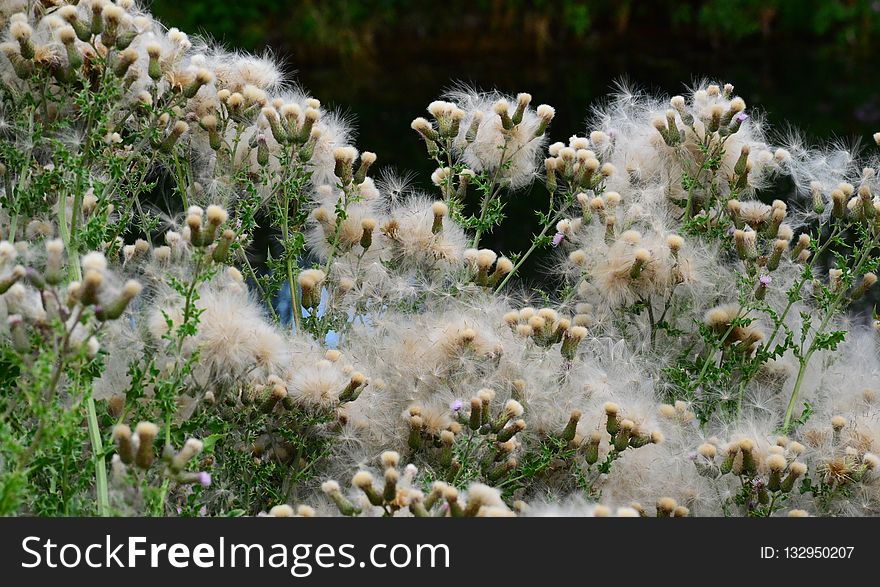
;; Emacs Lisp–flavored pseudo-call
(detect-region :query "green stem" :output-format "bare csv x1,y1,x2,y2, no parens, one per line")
763,226,839,351
7,213,17,243
495,210,562,292
57,189,82,281
287,257,302,332
781,229,876,430
174,154,190,211
156,478,170,517
86,396,110,516
279,195,302,332
782,359,808,432
3,169,15,242
471,140,511,248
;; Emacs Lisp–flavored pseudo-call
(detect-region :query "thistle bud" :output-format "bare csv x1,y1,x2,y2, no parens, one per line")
212,229,235,263
850,273,877,301
112,424,134,465
788,235,810,264
411,117,438,142
89,1,105,36
614,419,634,452
267,505,294,517
544,158,558,192
781,461,807,493
535,104,555,136
465,112,482,143
767,239,787,271
496,419,525,443
559,325,588,361
431,201,448,234
382,467,398,504
478,388,494,427
146,43,162,81
10,20,34,60
59,6,92,42
183,68,213,100
96,279,142,320
597,213,613,243
354,151,376,184
170,438,204,472
333,146,357,184
734,229,756,262
510,92,532,126
352,471,383,506
739,439,757,476
560,410,581,442
629,248,650,279
493,100,513,130
421,482,446,512
297,269,325,310
767,454,786,492
656,497,677,518
859,185,875,219
732,146,749,180
58,26,83,70
489,257,513,286
584,431,601,465
256,134,269,166
159,120,188,153
438,430,455,467
604,402,620,436
831,188,847,219
488,458,516,483
80,269,104,306
8,314,28,354
754,274,771,301
405,414,423,451
831,415,847,444
134,422,159,469
321,480,360,516
0,262,25,294
353,218,374,251
444,486,464,518
338,372,366,403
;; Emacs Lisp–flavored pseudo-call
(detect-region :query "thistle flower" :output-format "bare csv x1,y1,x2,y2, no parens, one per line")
298,269,326,310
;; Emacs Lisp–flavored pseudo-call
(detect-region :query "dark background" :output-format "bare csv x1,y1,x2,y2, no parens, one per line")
149,0,880,283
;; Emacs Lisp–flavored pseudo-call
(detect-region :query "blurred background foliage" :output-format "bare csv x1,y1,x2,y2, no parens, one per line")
150,1,880,57
149,0,880,284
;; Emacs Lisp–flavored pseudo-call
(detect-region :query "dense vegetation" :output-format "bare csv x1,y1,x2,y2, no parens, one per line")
2,0,880,519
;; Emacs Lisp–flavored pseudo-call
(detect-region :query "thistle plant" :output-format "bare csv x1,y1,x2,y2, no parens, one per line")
0,240,140,515
108,422,212,516
2,2,880,518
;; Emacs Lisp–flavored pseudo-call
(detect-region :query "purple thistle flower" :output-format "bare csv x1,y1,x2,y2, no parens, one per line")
552,232,565,247
197,471,212,488
450,399,464,413
759,275,772,286
735,112,748,123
